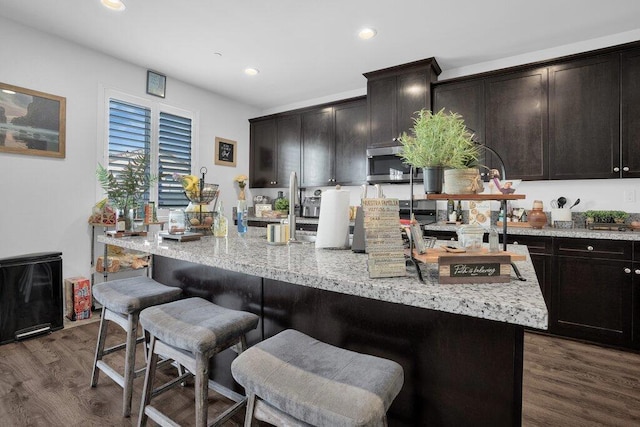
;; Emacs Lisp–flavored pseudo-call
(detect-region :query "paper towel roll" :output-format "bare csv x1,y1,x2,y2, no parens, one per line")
315,187,350,249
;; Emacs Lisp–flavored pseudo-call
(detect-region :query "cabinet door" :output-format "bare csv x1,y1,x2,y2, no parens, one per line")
368,76,397,148
621,49,640,178
396,71,430,137
275,115,301,188
485,68,548,180
432,79,485,143
301,108,334,187
249,119,277,188
549,54,620,179
552,238,633,346
334,99,367,185
507,235,552,306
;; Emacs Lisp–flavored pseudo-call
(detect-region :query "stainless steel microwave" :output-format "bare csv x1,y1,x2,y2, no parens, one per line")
366,146,422,184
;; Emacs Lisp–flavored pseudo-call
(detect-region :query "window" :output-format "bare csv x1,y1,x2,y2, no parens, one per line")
104,92,194,212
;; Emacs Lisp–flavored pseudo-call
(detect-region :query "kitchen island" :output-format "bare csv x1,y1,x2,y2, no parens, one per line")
99,228,547,426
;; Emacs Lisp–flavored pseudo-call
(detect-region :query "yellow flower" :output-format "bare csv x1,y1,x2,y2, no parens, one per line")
234,174,248,189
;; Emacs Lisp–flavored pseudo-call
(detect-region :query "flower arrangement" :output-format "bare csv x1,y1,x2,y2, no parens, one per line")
234,174,248,200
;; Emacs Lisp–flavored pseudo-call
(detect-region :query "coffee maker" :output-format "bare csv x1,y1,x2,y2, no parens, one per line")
302,196,321,218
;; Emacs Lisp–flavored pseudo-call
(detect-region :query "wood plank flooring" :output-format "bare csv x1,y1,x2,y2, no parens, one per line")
1,321,639,426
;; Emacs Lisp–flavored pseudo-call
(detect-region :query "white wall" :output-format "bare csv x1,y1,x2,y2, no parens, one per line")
0,17,260,277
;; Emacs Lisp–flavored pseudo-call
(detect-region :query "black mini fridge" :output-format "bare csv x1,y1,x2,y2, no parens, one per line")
0,252,63,344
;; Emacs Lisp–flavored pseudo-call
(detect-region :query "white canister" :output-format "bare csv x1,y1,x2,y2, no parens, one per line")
551,208,571,223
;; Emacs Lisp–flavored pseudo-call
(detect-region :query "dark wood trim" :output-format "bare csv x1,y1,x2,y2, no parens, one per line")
363,57,442,79
249,95,366,123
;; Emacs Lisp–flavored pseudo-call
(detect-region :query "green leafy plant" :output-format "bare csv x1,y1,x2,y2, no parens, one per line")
96,153,156,210
585,210,628,223
274,197,289,211
397,108,480,169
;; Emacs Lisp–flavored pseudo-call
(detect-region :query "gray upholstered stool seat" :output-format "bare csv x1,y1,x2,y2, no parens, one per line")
138,297,259,427
231,329,404,427
90,277,182,417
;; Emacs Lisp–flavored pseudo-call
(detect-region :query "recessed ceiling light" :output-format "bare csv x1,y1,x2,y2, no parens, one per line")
358,28,377,40
101,0,126,11
244,68,259,76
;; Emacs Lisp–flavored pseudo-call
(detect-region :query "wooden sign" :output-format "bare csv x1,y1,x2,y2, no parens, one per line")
362,198,406,278
438,255,511,284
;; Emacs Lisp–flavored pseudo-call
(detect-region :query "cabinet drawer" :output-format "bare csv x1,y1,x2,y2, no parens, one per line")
555,237,632,259
506,235,552,255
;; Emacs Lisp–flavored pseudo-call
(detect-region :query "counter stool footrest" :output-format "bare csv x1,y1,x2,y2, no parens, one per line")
144,405,181,427
95,360,125,389
151,372,193,398
208,398,247,427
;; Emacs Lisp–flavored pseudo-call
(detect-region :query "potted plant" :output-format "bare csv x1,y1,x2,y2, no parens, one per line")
96,153,156,230
612,210,629,224
397,108,481,194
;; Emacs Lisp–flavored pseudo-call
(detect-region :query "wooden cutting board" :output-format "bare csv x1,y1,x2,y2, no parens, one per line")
412,246,526,264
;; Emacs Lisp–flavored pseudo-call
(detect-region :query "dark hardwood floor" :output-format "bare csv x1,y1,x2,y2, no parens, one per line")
1,321,639,426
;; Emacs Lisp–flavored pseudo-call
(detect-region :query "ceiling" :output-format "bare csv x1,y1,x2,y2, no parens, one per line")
2,0,640,111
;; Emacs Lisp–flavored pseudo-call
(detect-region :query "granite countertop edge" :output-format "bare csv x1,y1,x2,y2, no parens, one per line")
98,229,548,330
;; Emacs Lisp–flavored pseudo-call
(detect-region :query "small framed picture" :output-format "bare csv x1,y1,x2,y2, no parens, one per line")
214,137,237,167
146,70,166,98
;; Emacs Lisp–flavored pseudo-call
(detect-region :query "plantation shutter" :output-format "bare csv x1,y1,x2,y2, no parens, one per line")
158,111,192,208
107,99,151,211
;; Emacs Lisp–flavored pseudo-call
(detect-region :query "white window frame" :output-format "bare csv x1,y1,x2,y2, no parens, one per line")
97,87,199,207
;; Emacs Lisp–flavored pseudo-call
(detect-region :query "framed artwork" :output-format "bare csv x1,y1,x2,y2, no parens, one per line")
214,137,237,167
0,82,66,158
146,70,166,98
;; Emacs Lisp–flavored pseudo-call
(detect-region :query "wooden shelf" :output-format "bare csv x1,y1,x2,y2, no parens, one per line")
422,194,526,201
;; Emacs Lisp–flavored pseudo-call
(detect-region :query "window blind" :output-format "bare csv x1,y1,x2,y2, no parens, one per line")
158,111,192,207
107,100,151,213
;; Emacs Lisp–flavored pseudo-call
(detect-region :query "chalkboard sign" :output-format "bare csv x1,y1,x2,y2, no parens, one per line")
214,137,236,166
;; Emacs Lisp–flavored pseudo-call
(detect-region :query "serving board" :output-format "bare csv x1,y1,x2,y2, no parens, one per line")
412,246,525,264
159,231,202,242
105,230,148,238
496,221,531,228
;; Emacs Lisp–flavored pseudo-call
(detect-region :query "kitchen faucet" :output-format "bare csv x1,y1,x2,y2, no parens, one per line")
288,171,298,243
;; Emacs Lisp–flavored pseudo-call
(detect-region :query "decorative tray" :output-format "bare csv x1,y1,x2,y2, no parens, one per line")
159,231,203,242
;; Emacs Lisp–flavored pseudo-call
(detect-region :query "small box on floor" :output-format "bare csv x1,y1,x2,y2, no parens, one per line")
64,276,92,321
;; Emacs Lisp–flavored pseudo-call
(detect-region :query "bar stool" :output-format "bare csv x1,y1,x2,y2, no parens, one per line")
231,329,404,427
138,297,259,427
90,276,183,417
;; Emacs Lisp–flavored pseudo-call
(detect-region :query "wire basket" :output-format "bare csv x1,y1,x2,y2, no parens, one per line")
185,183,219,204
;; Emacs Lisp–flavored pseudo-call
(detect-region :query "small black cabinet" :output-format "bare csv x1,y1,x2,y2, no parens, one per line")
621,48,640,178
364,58,441,148
552,238,633,347
506,235,552,306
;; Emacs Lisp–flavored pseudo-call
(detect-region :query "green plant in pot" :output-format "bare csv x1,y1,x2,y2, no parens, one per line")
96,153,156,230
397,108,481,194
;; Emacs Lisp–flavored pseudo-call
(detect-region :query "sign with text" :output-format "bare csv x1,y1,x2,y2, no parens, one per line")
438,255,511,284
362,198,406,278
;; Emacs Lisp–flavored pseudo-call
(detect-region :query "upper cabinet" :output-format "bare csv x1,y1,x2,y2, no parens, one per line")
485,68,548,181
549,53,620,180
249,114,300,188
364,58,441,148
300,98,367,187
433,79,485,144
250,97,367,189
621,48,640,178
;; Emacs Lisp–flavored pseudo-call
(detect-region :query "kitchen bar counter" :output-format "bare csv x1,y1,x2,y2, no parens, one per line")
98,227,547,330
99,227,545,426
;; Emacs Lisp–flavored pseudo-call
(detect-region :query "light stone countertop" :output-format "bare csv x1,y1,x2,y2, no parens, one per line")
98,227,548,330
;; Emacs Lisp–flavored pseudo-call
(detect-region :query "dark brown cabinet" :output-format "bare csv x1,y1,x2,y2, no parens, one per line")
548,54,620,180
432,79,484,143
621,48,640,178
552,238,633,347
301,108,334,187
507,235,552,306
364,58,441,148
250,98,366,189
485,68,548,181
301,98,367,187
633,242,640,348
249,115,301,188
333,99,367,185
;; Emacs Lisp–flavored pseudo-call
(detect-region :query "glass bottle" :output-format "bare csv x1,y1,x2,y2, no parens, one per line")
168,209,186,234
456,201,463,222
237,200,248,235
213,201,228,238
489,228,499,252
